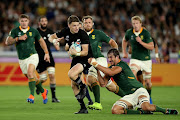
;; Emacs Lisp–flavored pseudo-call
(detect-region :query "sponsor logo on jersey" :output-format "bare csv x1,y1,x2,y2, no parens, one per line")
76,39,81,43
131,35,134,40
43,37,47,40
29,32,32,36
18,32,21,36
92,35,95,39
140,35,144,40
47,34,51,37
65,35,69,41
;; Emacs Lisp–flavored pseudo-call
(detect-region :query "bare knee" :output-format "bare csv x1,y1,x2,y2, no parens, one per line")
49,74,55,83
111,105,124,114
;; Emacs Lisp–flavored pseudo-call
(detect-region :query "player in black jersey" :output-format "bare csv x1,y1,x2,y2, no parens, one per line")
49,15,92,114
35,16,60,103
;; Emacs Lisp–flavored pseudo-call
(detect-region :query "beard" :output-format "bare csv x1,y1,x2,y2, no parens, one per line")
40,25,47,30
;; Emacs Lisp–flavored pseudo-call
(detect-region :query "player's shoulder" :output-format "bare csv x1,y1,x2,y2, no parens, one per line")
11,26,20,32
47,28,54,33
142,27,150,34
126,28,133,33
94,29,104,34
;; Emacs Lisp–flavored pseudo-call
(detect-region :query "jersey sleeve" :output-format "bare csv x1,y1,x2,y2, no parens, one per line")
80,30,89,44
99,30,111,43
34,29,41,41
144,31,153,43
125,30,130,42
9,28,16,38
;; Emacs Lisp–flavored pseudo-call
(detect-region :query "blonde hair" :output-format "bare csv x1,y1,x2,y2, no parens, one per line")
131,16,142,23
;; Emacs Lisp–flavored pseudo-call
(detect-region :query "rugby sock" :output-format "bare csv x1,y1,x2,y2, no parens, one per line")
86,87,93,102
114,85,125,97
36,80,44,93
154,106,166,113
28,78,36,96
74,77,86,88
125,109,141,114
91,82,100,103
50,84,56,98
75,96,86,109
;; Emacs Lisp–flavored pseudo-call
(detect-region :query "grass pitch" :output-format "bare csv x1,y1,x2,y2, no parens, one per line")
0,86,180,120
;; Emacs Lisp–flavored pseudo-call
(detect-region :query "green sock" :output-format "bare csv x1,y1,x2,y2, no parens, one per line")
125,109,141,114
114,85,125,97
29,81,36,96
36,81,44,93
91,82,100,103
154,106,166,113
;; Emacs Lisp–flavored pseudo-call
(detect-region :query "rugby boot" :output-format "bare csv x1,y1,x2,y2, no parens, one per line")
41,89,48,104
27,94,34,104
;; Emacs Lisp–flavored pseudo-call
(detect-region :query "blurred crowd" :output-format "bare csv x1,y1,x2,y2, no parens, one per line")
0,0,179,62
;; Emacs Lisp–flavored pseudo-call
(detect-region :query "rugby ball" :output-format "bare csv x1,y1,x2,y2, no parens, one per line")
70,42,81,52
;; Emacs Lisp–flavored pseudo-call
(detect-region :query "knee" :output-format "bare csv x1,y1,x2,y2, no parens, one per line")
27,71,34,78
49,74,55,81
87,75,96,85
111,106,123,114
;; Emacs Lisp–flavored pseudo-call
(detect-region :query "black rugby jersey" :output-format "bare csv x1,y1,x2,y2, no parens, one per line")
56,27,92,58
35,28,54,57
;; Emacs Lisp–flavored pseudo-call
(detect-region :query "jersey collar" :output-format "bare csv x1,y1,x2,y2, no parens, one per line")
19,26,30,33
133,27,143,34
87,29,94,35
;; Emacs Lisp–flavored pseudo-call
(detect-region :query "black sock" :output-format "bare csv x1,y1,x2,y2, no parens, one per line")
50,84,56,98
86,87,92,102
74,77,85,88
76,95,86,109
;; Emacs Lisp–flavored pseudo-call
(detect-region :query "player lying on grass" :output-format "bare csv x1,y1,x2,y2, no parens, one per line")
88,48,178,115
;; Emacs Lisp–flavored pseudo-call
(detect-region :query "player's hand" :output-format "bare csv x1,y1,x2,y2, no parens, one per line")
19,34,27,41
123,52,128,58
44,53,50,63
69,46,77,56
53,37,64,45
136,36,142,43
156,58,161,63
88,58,98,67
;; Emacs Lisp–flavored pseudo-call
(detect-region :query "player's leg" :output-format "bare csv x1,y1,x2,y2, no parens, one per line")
142,60,153,104
81,73,93,105
68,63,88,114
105,79,125,97
137,70,143,84
47,67,60,103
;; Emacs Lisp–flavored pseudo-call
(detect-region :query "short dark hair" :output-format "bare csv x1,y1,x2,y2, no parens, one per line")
38,16,47,22
19,14,30,20
107,49,121,59
67,15,80,24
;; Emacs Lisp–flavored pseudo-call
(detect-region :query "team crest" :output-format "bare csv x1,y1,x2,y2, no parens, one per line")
29,32,32,36
92,35,95,39
140,35,144,40
65,35,69,41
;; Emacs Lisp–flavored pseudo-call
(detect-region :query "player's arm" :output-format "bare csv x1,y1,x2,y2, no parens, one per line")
136,36,154,50
122,36,128,58
88,58,122,76
39,37,50,63
49,33,64,46
5,34,27,45
153,39,160,63
69,44,88,56
109,39,118,49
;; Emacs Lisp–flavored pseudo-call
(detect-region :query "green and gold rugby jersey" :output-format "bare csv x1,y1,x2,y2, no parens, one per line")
125,28,153,60
88,29,111,58
9,26,41,60
110,60,143,95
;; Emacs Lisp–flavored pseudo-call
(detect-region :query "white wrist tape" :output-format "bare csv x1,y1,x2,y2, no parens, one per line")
52,39,57,44
91,58,98,67
155,53,159,58
76,52,81,56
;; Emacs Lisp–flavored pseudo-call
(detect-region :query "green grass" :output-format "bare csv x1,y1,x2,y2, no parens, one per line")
0,86,180,120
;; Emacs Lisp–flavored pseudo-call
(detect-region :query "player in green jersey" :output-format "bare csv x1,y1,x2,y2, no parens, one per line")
122,16,154,104
5,14,50,104
82,15,120,110
88,48,178,115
